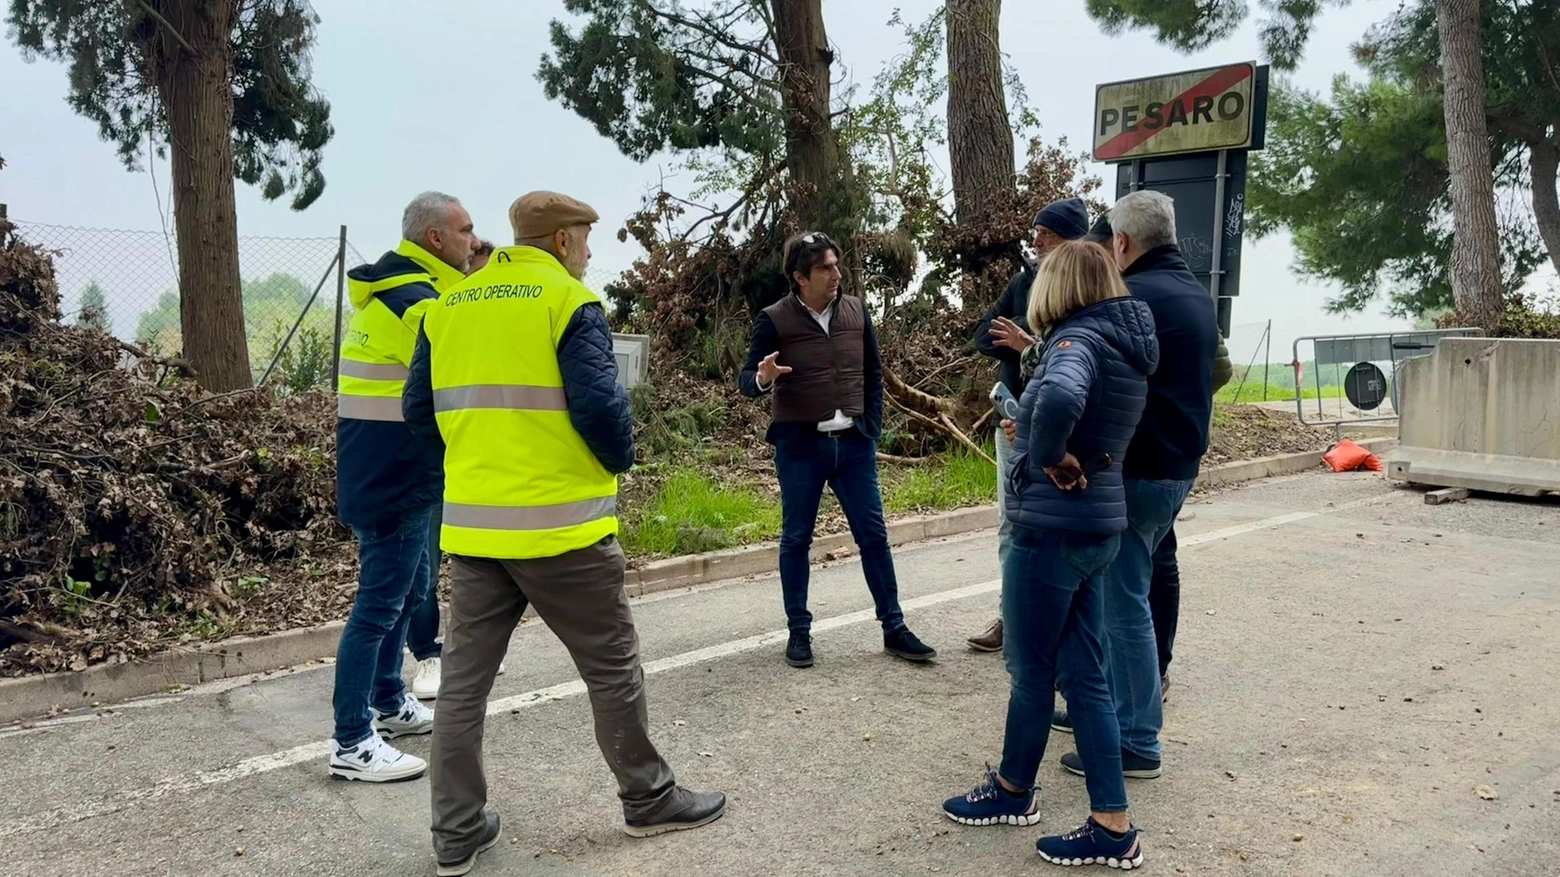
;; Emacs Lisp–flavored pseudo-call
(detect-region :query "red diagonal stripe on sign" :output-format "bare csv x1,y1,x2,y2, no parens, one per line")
1096,65,1253,161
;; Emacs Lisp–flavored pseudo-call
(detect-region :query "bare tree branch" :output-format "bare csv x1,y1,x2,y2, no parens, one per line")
135,0,198,55
634,0,779,65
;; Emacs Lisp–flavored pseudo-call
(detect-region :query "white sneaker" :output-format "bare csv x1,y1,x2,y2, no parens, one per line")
412,657,441,700
373,693,435,739
329,734,427,783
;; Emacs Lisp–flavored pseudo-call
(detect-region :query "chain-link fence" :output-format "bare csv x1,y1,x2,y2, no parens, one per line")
9,216,363,392
9,212,627,393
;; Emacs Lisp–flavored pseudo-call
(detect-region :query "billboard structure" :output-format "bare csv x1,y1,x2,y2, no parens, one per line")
1093,63,1269,336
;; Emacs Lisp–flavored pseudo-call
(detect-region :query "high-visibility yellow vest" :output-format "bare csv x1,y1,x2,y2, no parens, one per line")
423,246,618,560
337,240,465,422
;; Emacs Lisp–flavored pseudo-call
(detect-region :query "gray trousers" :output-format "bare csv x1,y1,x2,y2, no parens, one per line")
429,537,677,859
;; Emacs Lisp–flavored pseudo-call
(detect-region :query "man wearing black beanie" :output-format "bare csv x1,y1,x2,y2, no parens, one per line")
966,196,1090,653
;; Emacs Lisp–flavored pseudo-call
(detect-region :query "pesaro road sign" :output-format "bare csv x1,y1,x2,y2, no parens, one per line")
1093,63,1269,336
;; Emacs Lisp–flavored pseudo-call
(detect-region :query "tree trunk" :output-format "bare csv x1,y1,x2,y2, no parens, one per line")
945,0,1014,225
770,0,840,232
152,0,253,391
1528,137,1560,278
1437,0,1505,331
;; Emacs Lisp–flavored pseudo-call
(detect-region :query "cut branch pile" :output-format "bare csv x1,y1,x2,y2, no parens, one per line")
0,221,344,675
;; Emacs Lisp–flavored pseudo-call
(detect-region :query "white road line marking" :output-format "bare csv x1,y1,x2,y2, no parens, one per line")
0,581,1001,840
0,491,1397,840
1179,492,1396,548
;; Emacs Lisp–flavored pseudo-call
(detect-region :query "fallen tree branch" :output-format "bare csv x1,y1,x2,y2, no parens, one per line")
883,367,957,416
939,412,996,465
886,394,996,466
917,354,978,387
971,407,994,434
118,340,197,377
876,452,932,465
0,618,67,644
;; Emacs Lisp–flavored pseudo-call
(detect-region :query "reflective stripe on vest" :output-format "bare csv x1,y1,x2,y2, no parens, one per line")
338,361,411,381
443,495,617,530
425,245,618,561
433,384,568,412
337,394,405,421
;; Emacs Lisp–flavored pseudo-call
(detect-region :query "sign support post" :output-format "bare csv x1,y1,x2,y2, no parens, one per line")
1209,149,1227,301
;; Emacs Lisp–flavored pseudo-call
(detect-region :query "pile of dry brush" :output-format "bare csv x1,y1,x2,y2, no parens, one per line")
0,220,344,675
605,143,1107,463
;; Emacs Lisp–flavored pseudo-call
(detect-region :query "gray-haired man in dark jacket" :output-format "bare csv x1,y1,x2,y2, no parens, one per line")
1053,190,1218,784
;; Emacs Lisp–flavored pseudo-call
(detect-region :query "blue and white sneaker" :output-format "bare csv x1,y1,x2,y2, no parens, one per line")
942,766,1041,826
373,693,434,739
1036,817,1143,869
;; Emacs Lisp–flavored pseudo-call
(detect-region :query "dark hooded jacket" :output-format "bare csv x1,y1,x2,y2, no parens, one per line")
1007,296,1160,536
335,243,459,527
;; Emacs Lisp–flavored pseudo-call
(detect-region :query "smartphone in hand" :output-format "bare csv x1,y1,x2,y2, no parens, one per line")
988,381,1020,422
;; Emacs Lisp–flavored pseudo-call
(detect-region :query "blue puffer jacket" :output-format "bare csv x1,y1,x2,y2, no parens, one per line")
1006,296,1160,536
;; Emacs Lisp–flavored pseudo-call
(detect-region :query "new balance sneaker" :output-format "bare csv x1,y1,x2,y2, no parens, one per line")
884,626,937,663
374,693,435,739
941,766,1042,827
437,809,501,876
1052,709,1073,734
1036,817,1143,870
623,787,727,838
1059,750,1162,780
785,631,814,668
328,734,427,783
411,657,442,700
967,618,1003,652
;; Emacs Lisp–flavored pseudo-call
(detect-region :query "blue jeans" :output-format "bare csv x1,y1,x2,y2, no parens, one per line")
1149,526,1179,677
332,505,433,747
775,429,905,633
1000,525,1126,813
1104,478,1194,761
994,426,1015,567
406,504,442,661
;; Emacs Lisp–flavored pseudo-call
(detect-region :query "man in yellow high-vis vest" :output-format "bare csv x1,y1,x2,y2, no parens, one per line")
404,191,725,875
329,191,477,786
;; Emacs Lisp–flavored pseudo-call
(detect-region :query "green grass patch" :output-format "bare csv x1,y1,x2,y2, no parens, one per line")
881,449,997,514
621,468,781,557
1216,382,1345,404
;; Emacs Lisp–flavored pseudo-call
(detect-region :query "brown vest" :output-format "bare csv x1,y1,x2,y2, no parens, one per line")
763,294,867,424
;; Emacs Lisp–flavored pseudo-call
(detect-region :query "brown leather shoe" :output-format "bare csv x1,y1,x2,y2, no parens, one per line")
967,618,1003,652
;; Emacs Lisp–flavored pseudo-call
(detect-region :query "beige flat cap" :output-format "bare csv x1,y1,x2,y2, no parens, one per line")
510,191,600,240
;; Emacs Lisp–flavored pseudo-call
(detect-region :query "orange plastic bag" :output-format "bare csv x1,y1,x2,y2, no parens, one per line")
1322,439,1382,472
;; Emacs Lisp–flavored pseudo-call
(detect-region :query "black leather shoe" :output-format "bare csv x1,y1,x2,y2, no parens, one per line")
785,630,813,668
624,788,727,838
437,809,501,876
884,626,937,662
1052,709,1073,734
1060,749,1162,779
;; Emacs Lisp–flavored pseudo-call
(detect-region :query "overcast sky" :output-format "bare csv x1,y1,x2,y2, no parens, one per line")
1,0,1443,361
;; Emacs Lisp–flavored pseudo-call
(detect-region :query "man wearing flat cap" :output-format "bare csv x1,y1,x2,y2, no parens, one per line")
965,196,1091,653
405,191,725,875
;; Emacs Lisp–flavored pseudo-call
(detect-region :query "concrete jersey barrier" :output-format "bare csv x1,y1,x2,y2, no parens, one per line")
1389,338,1560,496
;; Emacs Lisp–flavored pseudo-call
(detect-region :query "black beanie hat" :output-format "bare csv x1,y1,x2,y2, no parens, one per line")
1083,215,1113,243
1032,197,1090,240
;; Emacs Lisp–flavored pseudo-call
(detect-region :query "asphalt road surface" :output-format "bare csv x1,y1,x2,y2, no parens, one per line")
2,471,1557,876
